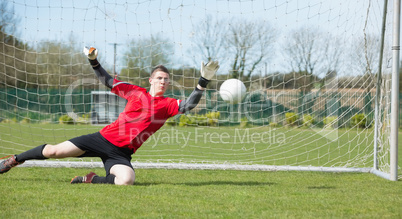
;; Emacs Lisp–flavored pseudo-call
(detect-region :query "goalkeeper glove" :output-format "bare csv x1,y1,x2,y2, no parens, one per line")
83,46,99,68
198,60,219,88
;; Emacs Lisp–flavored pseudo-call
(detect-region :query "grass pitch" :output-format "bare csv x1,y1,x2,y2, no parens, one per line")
1,123,395,167
1,168,401,218
0,123,401,218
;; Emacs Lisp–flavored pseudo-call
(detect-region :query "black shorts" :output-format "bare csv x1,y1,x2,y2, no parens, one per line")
69,132,133,175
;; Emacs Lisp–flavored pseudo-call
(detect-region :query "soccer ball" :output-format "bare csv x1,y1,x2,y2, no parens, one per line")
219,79,247,104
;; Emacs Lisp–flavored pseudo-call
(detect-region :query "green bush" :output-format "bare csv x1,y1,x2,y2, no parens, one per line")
20,117,31,124
285,112,299,126
269,122,279,128
179,115,188,127
179,114,195,127
240,117,250,128
178,112,221,127
59,115,74,125
194,114,209,126
1,118,17,124
76,114,90,125
206,111,220,126
302,114,314,127
165,117,177,126
350,113,369,129
323,116,338,128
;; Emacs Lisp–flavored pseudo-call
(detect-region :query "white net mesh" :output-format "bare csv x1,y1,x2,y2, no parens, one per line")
0,0,399,179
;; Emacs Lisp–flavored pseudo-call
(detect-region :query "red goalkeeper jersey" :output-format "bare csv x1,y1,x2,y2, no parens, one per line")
100,79,182,153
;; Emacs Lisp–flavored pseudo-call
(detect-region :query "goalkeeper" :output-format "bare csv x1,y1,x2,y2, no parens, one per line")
0,47,219,185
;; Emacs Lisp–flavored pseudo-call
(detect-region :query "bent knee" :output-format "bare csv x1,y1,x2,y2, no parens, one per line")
110,165,135,185
115,175,135,185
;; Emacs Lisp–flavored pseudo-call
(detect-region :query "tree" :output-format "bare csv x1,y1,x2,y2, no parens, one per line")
226,19,276,80
282,28,343,93
0,1,33,88
0,1,20,41
190,17,277,80
33,34,93,89
282,28,322,93
120,36,173,86
282,27,343,115
349,34,380,92
349,34,381,115
189,15,226,63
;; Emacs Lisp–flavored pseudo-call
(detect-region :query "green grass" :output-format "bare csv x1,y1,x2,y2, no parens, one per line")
1,168,401,218
0,123,401,217
1,123,401,169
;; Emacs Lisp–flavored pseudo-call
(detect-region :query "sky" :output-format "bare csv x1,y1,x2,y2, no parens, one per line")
9,0,388,76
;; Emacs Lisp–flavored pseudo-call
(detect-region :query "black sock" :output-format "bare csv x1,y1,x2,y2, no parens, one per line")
91,174,115,184
15,144,48,162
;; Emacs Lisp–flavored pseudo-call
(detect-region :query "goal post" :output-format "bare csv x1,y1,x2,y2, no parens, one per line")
0,0,400,181
389,0,400,181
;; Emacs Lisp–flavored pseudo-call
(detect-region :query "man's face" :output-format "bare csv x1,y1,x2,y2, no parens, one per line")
149,71,170,96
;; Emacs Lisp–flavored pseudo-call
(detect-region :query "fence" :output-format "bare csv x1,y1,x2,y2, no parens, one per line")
0,87,400,127
0,87,92,122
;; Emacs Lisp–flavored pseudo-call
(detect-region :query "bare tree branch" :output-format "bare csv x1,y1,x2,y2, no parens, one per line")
226,19,276,79
282,27,342,92
189,15,226,63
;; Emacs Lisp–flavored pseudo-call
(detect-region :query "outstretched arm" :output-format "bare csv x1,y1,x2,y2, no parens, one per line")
178,85,205,113
83,47,114,89
178,61,219,113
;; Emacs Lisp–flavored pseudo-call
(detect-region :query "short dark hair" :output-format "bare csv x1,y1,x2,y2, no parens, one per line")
151,65,170,77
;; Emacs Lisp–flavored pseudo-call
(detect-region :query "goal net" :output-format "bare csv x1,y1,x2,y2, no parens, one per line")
0,0,400,180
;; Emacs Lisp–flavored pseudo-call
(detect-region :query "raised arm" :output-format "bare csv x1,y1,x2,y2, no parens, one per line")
83,46,114,89
178,61,219,113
